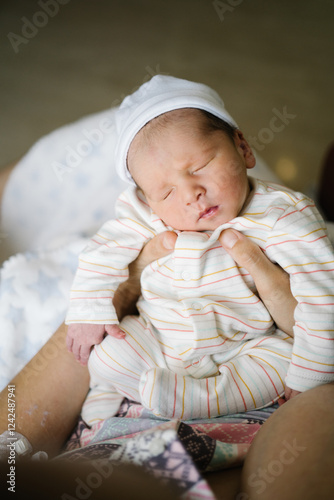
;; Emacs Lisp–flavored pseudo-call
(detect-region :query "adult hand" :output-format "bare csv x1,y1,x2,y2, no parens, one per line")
219,229,297,336
113,231,177,320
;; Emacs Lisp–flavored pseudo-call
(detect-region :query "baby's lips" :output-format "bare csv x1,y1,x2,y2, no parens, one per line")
199,206,219,220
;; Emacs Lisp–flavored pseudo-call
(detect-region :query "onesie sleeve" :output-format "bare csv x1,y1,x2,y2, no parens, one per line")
265,195,334,392
65,187,156,325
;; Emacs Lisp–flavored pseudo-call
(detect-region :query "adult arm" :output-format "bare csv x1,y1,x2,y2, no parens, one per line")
241,380,334,500
267,203,334,395
0,231,176,457
219,229,297,336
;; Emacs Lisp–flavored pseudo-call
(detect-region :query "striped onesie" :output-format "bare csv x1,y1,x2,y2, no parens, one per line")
66,177,334,425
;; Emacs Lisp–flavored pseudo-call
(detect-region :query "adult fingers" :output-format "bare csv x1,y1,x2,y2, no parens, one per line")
219,229,297,335
127,231,177,291
114,231,177,320
219,229,274,286
137,231,177,270
219,229,291,298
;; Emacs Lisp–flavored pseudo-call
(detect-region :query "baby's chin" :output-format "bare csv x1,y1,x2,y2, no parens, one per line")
161,206,239,231
165,218,231,232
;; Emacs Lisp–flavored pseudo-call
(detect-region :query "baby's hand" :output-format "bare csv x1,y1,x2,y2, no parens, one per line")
66,323,126,365
104,324,126,340
278,386,302,405
285,386,301,401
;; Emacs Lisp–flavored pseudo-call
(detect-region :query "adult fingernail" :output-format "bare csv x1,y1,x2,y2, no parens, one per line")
220,230,239,249
162,233,175,250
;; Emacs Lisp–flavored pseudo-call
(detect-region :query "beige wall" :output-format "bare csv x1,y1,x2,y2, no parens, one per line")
1,0,333,193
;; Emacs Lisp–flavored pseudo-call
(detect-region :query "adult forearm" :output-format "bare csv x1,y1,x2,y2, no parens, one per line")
0,323,89,457
113,231,177,320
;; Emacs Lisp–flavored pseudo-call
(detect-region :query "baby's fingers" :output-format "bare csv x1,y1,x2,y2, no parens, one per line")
285,386,302,401
78,344,92,366
105,324,126,339
71,340,82,362
66,334,74,353
66,324,77,353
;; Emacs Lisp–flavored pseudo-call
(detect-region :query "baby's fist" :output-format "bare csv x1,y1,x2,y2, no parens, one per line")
284,386,301,401
66,323,106,365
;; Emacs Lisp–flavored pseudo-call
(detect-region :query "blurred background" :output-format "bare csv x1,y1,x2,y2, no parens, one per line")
0,0,333,193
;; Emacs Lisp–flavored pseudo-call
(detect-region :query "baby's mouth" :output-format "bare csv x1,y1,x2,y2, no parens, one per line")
199,206,219,220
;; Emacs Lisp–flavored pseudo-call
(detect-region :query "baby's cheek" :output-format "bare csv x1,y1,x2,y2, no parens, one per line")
158,205,178,226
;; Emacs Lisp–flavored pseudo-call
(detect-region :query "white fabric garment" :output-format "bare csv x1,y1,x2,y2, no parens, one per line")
1,97,333,393
67,178,334,422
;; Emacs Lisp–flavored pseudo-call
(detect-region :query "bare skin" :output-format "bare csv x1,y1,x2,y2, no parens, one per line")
0,323,89,457
241,381,334,500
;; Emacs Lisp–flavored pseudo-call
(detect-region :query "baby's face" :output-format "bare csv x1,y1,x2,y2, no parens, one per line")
128,110,255,231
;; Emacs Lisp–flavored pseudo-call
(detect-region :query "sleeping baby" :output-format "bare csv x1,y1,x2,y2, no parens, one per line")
65,75,334,425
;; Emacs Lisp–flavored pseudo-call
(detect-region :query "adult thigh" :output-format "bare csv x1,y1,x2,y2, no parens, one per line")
240,382,334,500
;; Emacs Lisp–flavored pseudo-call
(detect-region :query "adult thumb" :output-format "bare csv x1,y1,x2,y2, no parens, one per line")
139,231,177,269
219,229,272,281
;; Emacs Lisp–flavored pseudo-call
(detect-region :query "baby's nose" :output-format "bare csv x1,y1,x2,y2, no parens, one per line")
184,183,205,205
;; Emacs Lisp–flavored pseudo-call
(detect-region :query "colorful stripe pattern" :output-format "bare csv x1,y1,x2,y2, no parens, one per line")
66,178,334,424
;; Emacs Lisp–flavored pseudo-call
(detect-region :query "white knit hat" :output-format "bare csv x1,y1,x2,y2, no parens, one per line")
114,75,238,184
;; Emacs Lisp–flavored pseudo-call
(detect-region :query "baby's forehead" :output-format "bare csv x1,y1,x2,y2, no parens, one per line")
150,108,204,126
134,108,206,144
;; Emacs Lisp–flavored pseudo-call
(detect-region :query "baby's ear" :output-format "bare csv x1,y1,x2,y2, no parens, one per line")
234,130,256,169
